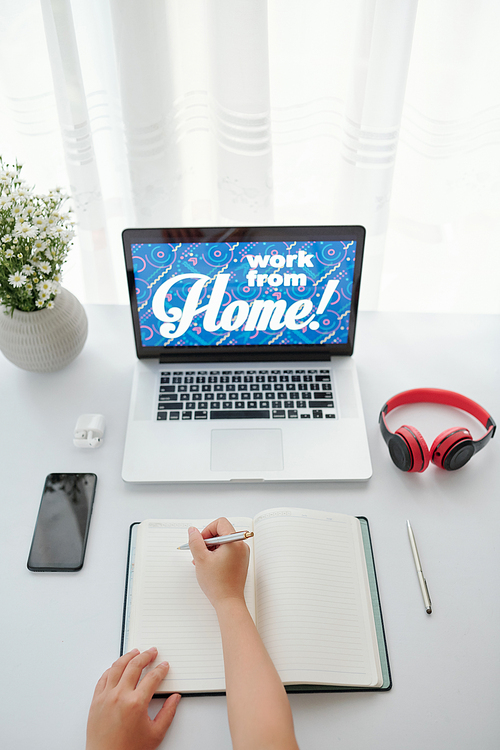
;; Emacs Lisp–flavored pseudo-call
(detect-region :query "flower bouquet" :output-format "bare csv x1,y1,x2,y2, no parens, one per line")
0,157,75,313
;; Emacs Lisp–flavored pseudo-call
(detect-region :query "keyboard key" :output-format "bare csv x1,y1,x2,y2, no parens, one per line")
284,400,294,408
185,402,196,410
210,402,220,409
272,401,281,408
169,411,180,420
158,402,184,410
313,409,323,418
194,411,207,419
312,392,333,400
182,412,192,420
325,413,336,418
247,401,258,408
300,413,311,418
160,376,170,383
159,393,179,401
260,401,270,408
157,412,167,420
288,410,298,418
315,374,331,382
222,402,233,409
160,385,175,393
210,410,270,419
272,409,286,419
309,400,333,408
235,401,246,408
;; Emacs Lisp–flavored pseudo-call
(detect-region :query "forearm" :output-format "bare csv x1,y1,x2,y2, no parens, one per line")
216,598,299,750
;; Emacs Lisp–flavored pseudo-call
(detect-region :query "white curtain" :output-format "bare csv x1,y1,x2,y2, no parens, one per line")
1,0,499,312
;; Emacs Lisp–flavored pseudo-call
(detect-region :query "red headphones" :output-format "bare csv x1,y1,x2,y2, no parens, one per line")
379,388,496,472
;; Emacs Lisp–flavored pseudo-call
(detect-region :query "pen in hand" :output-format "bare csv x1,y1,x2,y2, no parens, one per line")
407,520,432,614
178,530,254,550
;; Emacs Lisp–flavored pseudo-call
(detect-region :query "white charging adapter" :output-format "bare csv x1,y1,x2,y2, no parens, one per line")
73,414,106,448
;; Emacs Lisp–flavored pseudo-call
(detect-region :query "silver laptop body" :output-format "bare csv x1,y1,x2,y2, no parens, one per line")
122,226,371,483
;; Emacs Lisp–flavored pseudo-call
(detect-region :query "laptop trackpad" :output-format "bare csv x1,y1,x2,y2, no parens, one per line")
211,429,284,472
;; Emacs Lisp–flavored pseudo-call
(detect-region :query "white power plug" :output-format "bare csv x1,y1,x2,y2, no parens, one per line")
73,414,106,448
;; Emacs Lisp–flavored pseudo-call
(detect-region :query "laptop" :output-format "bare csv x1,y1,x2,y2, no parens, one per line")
121,226,372,482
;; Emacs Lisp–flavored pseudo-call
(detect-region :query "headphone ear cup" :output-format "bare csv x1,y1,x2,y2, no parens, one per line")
430,427,474,470
393,425,430,473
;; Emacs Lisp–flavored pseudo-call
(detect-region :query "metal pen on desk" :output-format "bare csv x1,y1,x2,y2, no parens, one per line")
407,520,432,614
178,530,254,550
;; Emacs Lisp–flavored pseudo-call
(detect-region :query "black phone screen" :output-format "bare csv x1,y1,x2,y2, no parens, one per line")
27,473,97,571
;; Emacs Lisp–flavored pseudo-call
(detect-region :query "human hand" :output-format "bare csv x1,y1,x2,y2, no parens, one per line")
188,518,250,611
86,647,181,750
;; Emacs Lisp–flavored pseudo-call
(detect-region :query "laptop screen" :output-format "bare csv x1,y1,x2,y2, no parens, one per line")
123,226,365,360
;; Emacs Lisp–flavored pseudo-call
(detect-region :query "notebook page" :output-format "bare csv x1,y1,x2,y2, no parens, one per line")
126,518,255,693
253,508,382,687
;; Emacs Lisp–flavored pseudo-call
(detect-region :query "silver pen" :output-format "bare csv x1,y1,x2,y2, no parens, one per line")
407,520,432,614
178,530,254,550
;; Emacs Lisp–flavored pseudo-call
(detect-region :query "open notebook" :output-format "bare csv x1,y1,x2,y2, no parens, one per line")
121,508,391,694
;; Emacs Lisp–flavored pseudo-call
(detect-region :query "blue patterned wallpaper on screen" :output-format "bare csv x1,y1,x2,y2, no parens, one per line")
132,240,356,348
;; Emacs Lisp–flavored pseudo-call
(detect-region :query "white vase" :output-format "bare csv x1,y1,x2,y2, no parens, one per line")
0,287,88,372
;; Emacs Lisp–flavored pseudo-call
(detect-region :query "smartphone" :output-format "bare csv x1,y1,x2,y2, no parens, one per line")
27,473,97,572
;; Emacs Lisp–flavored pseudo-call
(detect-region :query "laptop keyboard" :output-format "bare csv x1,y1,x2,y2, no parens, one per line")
156,368,336,422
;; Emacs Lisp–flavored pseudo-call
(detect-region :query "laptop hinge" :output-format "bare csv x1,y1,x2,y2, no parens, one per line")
159,351,331,364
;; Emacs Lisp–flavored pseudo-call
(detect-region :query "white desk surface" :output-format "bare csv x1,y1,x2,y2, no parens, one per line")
1,306,499,750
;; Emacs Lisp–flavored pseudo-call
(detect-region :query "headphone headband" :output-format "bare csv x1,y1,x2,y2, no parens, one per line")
381,388,495,432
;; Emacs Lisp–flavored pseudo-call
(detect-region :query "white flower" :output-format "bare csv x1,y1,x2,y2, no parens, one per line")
37,261,52,274
26,282,33,291
47,300,55,309
16,222,37,238
4,248,14,258
2,234,12,243
38,290,49,300
33,239,46,251
22,264,34,275
33,216,47,228
37,279,53,293
52,272,61,283
35,299,44,308
0,195,12,208
12,205,23,216
8,272,27,288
